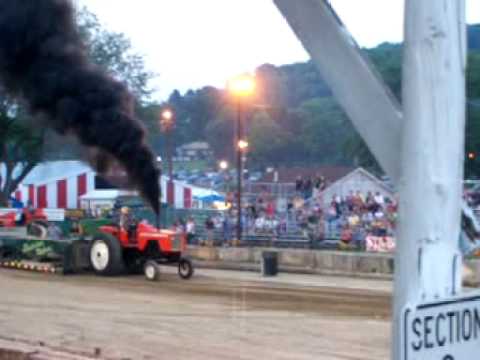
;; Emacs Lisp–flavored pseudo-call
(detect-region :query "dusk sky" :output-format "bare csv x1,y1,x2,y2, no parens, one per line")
78,1,480,101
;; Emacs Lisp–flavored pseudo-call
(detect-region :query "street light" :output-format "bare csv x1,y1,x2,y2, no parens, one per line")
219,160,229,171
229,74,255,243
228,75,255,98
237,139,249,151
160,107,175,206
161,109,173,122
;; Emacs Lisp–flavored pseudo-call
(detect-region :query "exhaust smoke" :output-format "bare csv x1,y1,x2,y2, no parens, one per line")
0,0,160,213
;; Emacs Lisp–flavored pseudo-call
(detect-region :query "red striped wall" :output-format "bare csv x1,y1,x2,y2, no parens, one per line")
37,185,47,208
57,179,67,209
77,173,87,208
167,181,175,205
184,187,192,209
28,185,35,206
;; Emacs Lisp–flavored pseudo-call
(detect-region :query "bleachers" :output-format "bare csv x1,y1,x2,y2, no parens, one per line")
164,208,343,250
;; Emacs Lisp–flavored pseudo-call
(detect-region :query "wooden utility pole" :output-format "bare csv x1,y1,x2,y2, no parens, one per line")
393,1,466,359
274,1,468,359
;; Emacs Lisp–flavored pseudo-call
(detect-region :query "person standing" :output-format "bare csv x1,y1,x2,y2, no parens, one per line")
374,192,384,207
186,217,196,244
222,214,232,245
295,176,303,195
304,177,313,199
205,216,215,244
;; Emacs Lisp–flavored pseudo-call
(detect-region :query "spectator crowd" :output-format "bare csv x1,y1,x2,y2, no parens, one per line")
178,176,398,251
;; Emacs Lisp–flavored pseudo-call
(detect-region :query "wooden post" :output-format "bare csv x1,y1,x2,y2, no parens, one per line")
393,1,466,359
236,101,243,242
274,1,468,359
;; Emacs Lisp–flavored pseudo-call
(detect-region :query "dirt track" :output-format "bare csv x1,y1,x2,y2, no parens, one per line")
0,268,391,360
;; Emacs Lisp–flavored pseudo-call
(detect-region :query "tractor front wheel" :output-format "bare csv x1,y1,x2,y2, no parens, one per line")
178,257,194,280
89,233,125,276
144,260,160,281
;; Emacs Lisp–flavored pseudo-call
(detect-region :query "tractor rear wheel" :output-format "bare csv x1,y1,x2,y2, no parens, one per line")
89,233,125,276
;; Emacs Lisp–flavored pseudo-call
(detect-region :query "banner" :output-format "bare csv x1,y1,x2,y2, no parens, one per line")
366,235,395,253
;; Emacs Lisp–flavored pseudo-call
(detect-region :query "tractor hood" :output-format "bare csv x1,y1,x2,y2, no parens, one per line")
137,223,177,238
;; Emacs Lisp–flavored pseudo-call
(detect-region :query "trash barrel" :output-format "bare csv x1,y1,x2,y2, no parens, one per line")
261,251,278,277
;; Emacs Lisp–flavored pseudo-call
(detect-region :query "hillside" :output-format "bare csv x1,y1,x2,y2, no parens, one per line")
469,24,480,50
145,25,480,176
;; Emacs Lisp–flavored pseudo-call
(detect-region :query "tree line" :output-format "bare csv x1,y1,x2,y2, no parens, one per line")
149,24,480,179
1,16,480,205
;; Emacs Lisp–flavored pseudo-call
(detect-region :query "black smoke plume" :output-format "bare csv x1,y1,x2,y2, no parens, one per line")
0,0,160,214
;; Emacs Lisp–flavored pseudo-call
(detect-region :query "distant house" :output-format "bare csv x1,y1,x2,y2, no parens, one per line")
248,166,354,198
250,166,392,204
176,141,213,161
320,167,394,206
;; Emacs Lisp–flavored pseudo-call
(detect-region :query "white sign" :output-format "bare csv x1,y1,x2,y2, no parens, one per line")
43,209,65,222
403,294,480,360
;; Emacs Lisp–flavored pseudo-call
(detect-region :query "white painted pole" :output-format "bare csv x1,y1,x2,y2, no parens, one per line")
393,1,466,359
273,0,402,181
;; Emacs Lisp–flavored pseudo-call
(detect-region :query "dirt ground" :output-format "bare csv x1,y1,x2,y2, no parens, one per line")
0,268,392,360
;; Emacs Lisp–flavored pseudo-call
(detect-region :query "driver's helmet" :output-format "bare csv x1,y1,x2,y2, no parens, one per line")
120,206,130,215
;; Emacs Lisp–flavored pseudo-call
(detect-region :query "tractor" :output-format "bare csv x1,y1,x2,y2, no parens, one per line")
0,208,49,237
0,212,16,228
89,221,194,281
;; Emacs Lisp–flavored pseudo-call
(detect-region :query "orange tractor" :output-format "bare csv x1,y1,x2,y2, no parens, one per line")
89,221,194,281
0,211,16,228
0,208,49,236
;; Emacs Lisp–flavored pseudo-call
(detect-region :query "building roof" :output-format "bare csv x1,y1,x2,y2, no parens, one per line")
80,189,138,201
177,141,211,151
325,167,394,195
1,160,92,186
259,166,354,184
80,190,123,201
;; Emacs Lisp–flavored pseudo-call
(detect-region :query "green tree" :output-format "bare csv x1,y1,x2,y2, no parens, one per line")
465,52,480,178
0,95,44,205
125,28,480,175
366,43,402,100
298,97,353,165
76,7,153,101
248,111,290,167
170,87,224,147
204,104,236,161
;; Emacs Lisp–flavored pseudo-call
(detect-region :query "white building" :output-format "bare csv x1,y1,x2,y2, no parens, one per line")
320,167,394,206
4,161,195,211
175,141,213,161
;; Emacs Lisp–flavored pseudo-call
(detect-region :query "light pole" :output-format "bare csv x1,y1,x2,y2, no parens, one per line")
160,108,175,206
228,74,255,242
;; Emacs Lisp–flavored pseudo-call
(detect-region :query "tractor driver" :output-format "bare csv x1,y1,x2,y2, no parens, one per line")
119,206,136,243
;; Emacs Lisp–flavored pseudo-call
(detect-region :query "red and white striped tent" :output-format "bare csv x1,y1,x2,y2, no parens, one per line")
3,161,194,210
10,161,93,209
